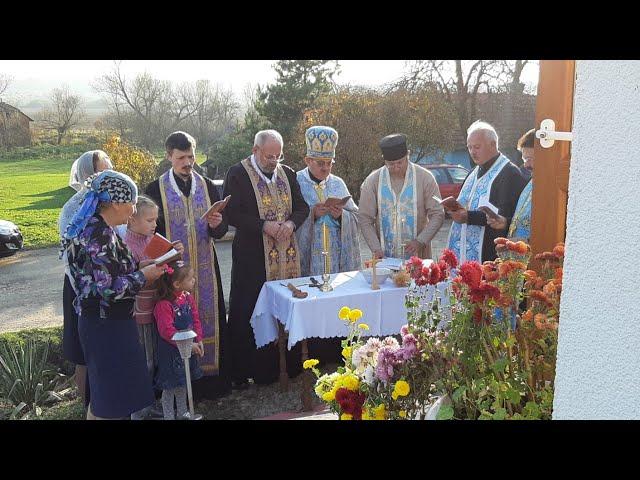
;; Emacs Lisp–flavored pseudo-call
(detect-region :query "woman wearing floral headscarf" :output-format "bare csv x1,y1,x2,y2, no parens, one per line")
63,170,165,419
58,150,112,406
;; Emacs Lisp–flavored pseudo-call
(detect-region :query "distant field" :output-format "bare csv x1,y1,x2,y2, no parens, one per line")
0,143,206,249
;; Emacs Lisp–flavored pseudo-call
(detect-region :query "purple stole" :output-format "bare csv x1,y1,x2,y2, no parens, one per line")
159,170,220,375
241,158,301,281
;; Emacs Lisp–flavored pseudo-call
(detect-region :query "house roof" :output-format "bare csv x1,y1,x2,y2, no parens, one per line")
0,102,34,122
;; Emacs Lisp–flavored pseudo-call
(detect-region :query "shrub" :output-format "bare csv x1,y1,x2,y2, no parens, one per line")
102,135,158,191
0,339,73,419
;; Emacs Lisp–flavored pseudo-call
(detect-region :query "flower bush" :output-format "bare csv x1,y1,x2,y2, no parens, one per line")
305,241,564,420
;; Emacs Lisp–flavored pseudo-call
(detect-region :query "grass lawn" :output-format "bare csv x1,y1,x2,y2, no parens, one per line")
0,144,206,249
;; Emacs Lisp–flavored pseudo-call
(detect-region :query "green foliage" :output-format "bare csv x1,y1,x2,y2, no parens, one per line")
0,143,98,248
102,135,157,191
0,338,73,419
291,86,457,202
0,327,72,376
257,60,340,144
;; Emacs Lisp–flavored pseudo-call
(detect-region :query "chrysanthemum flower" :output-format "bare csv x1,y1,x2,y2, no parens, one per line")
303,359,319,369
348,309,363,322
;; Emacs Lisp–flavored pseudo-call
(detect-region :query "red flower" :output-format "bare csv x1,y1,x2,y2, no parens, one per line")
494,237,508,245
335,387,366,420
407,256,424,280
440,248,458,269
514,241,530,255
459,261,482,289
469,281,501,304
553,244,565,258
437,259,449,279
428,263,442,285
451,276,464,297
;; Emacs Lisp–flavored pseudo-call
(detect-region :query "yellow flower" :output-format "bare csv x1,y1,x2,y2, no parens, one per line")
373,404,386,420
348,309,363,323
303,359,319,370
399,410,407,418
392,391,398,400
342,346,352,360
361,410,371,420
341,374,360,391
338,306,351,320
340,413,353,420
322,389,336,402
358,323,369,331
393,380,410,397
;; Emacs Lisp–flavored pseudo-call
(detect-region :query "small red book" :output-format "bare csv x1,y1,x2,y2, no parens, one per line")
143,233,174,259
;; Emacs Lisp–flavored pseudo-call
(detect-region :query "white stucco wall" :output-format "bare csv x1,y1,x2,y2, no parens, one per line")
553,61,640,419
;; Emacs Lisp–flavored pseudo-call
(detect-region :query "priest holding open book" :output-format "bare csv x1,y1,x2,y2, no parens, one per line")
296,126,361,276
145,131,231,400
446,121,528,263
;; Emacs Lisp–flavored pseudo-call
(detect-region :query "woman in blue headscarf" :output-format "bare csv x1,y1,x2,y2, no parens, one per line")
58,150,112,406
63,170,165,419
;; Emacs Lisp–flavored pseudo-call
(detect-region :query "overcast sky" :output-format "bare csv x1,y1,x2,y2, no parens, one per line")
0,60,540,103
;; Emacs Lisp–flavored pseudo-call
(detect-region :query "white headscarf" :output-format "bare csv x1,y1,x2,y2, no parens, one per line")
68,150,113,192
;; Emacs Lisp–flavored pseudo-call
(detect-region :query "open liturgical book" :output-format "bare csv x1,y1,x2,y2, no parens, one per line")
433,195,464,211
323,195,351,208
200,195,231,220
143,233,182,266
477,200,500,219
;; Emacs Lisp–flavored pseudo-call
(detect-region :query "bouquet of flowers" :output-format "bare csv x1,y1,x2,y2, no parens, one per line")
304,241,564,420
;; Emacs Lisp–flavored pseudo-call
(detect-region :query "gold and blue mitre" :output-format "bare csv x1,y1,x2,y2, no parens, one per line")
305,126,338,159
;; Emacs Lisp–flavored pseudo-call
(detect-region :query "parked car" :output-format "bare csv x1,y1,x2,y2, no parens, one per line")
424,164,469,200
0,220,24,257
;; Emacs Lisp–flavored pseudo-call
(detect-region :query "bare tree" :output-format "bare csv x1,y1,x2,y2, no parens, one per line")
93,61,241,150
180,80,239,152
39,85,85,145
395,60,504,145
0,74,12,99
93,61,173,148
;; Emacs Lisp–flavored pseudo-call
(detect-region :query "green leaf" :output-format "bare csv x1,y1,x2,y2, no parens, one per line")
452,386,467,402
492,408,507,420
436,405,454,420
492,337,500,348
524,401,541,419
506,388,521,405
491,357,508,374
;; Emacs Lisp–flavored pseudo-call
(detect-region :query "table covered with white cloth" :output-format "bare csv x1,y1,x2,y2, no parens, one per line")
250,270,451,350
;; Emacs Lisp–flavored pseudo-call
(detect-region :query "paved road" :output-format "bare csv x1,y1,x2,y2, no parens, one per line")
0,220,451,333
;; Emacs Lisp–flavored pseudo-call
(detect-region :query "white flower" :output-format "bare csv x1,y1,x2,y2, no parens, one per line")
382,336,399,348
363,365,376,386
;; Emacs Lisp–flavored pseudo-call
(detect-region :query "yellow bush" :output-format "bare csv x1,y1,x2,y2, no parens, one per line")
102,135,157,190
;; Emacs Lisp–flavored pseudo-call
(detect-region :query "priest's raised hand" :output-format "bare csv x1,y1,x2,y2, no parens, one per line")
206,212,223,229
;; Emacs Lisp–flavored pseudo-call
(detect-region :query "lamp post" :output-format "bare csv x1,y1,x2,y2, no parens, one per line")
171,330,203,420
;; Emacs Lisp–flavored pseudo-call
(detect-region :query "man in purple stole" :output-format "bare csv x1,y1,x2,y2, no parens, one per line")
146,131,231,400
223,129,310,388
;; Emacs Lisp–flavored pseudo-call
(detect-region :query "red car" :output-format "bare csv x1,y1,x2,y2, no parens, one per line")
424,164,469,199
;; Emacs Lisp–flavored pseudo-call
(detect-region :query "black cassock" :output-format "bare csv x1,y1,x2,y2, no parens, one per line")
223,160,310,385
146,171,231,400
464,154,530,262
